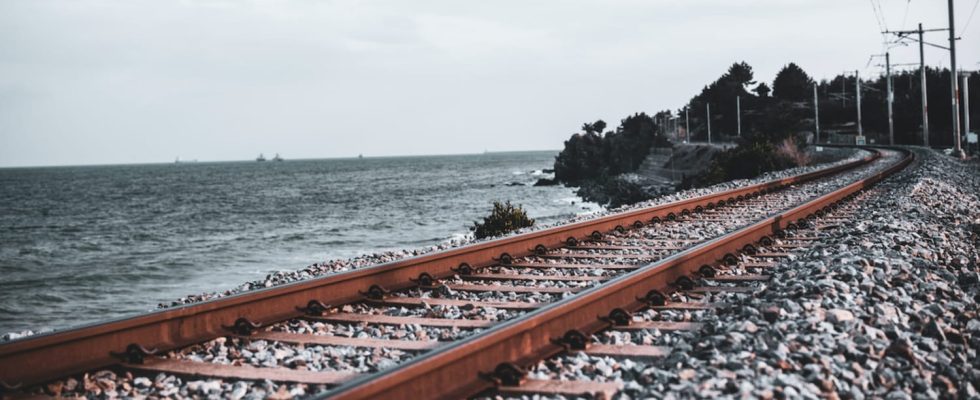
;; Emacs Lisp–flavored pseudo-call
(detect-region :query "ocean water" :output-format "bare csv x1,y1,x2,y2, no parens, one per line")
0,151,599,335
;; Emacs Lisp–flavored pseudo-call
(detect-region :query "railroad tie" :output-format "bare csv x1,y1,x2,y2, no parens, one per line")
567,245,682,251
442,283,583,294
463,273,608,282
368,297,544,310
685,286,755,294
581,344,670,359
125,358,358,385
497,379,622,400
313,313,495,328
538,253,660,260
611,321,704,332
246,331,441,351
705,274,771,282
507,262,638,270
740,262,778,269
751,252,793,258
650,302,728,310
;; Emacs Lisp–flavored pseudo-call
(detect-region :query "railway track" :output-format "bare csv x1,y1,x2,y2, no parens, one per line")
0,146,913,399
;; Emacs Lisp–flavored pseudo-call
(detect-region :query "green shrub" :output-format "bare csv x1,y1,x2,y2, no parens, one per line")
472,201,535,239
678,140,796,189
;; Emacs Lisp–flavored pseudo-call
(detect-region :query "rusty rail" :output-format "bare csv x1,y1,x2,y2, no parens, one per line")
0,148,883,387
321,147,914,399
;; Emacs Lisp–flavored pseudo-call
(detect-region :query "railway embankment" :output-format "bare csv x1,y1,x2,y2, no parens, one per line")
516,148,980,399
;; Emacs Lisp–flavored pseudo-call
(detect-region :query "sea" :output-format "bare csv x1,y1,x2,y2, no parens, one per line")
0,151,600,336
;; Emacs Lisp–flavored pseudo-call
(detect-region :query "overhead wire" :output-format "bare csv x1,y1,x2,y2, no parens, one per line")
900,0,911,31
962,0,979,33
869,0,885,33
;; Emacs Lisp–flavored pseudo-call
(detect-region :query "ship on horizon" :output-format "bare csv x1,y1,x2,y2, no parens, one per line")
272,153,284,162
256,153,266,162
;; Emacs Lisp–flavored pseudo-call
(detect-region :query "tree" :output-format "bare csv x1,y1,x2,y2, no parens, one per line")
772,63,814,102
754,82,771,97
725,61,756,89
592,120,607,134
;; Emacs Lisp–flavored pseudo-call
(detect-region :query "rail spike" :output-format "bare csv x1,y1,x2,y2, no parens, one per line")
533,244,548,255
297,299,331,316
498,253,513,265
699,265,717,278
110,343,158,364
565,237,579,246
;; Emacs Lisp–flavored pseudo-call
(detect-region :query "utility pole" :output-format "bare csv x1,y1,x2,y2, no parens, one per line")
813,83,820,143
886,52,894,145
948,0,963,158
919,24,930,146
706,103,712,144
856,70,863,139
964,72,971,146
736,96,741,138
841,77,846,107
685,107,690,142
886,23,938,145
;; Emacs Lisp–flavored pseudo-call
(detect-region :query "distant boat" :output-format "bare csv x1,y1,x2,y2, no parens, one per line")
358,154,363,159
256,153,267,162
273,153,284,162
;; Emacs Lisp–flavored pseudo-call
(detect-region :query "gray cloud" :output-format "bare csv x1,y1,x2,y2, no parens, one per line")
1,0,976,167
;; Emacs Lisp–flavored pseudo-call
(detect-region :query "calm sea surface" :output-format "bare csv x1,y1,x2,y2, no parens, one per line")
0,151,598,335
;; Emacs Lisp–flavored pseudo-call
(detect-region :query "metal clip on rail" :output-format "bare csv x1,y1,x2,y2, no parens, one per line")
639,290,667,306
552,329,590,351
223,318,261,336
451,262,475,275
360,284,390,300
0,380,23,393
674,276,695,291
410,272,437,287
480,362,527,387
599,308,633,327
110,343,158,364
297,299,331,316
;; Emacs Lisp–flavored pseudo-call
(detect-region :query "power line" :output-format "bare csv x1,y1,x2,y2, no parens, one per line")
901,0,912,31
869,0,886,32
963,0,980,33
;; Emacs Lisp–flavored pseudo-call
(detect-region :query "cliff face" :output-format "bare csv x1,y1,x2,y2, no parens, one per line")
632,144,734,189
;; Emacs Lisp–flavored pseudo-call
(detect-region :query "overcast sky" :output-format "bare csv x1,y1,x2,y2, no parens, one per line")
1,0,978,167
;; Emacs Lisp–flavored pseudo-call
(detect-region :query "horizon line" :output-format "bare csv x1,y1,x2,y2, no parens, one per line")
0,149,562,170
